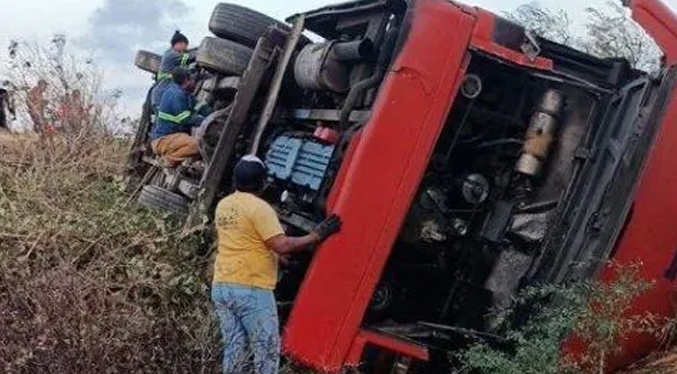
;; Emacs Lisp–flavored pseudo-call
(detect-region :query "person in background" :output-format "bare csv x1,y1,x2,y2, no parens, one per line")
56,92,71,131
68,90,87,131
58,90,89,133
0,85,15,130
211,155,342,374
151,31,191,109
27,79,48,134
150,67,209,166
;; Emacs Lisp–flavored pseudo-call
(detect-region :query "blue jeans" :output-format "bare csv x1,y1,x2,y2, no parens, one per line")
211,283,280,374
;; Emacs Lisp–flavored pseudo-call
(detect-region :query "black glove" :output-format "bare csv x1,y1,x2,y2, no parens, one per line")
313,214,342,242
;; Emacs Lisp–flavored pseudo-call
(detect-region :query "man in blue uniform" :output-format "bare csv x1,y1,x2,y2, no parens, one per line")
150,67,209,165
151,31,192,109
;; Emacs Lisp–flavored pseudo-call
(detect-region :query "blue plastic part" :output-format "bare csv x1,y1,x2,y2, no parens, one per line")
266,135,335,191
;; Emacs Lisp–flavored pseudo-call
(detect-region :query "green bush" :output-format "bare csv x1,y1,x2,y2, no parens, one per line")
457,264,662,374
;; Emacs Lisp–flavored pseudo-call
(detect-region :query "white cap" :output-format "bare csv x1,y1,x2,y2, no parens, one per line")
241,154,266,167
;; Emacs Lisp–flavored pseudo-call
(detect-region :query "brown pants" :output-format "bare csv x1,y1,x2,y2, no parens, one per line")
151,133,199,166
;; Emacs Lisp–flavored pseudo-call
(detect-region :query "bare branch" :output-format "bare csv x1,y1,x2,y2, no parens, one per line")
4,35,127,137
504,3,576,46
506,1,661,72
582,1,661,71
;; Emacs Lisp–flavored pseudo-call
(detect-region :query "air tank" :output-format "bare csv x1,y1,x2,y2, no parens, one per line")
515,89,566,177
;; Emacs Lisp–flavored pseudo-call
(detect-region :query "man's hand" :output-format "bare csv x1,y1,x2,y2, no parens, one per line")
312,214,342,243
278,254,291,266
266,214,342,255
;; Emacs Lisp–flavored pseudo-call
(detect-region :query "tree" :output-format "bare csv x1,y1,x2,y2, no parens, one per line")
584,1,661,72
505,2,577,47
505,1,661,72
5,35,129,136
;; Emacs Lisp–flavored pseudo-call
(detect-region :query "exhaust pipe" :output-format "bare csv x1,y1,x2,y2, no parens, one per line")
331,39,375,61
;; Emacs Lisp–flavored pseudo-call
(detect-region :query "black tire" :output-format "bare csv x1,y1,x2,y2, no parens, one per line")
137,185,189,216
135,50,162,74
209,3,291,47
197,106,232,163
196,37,253,75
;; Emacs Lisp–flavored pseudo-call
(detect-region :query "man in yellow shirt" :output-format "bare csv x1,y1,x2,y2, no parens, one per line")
211,155,341,374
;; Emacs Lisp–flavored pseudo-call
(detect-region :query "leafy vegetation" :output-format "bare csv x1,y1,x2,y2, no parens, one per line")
457,264,666,374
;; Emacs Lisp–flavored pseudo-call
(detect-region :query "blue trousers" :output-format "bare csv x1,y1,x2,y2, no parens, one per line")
211,283,280,374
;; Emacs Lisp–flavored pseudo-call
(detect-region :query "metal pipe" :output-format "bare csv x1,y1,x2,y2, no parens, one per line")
331,39,375,61
250,16,306,154
338,68,384,129
515,199,559,213
473,138,524,149
339,26,399,129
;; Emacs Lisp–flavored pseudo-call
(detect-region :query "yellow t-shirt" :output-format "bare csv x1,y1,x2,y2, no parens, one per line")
213,192,284,290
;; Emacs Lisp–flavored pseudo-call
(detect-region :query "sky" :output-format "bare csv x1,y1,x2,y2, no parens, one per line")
1,0,677,118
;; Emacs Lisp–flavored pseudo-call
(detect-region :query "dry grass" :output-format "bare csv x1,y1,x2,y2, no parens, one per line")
0,36,226,373
620,349,677,374
0,133,221,373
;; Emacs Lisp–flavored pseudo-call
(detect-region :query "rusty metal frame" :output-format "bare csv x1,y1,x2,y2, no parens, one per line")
190,30,282,223
251,16,306,154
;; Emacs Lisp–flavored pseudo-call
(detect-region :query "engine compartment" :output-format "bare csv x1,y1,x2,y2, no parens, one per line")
362,55,602,331
262,43,613,339
221,1,406,233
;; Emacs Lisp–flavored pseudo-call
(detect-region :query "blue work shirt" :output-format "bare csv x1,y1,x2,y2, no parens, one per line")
151,48,191,107
150,82,209,141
